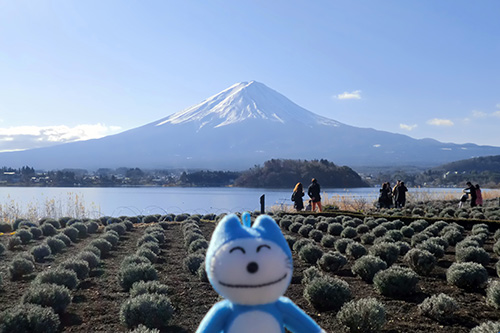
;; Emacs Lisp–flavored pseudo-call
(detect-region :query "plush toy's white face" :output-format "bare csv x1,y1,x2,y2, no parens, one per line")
209,237,292,306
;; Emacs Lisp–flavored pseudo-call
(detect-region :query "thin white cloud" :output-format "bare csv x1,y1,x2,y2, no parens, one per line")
0,123,122,152
335,90,361,100
496,103,500,109
493,111,500,118
427,118,454,127
399,123,418,131
472,110,487,118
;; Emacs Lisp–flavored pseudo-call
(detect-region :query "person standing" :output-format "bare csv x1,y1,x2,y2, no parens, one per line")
291,182,305,211
308,178,322,212
396,181,408,208
475,184,483,207
465,181,477,207
392,180,401,207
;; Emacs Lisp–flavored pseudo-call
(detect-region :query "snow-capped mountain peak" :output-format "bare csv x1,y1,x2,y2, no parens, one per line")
155,81,340,129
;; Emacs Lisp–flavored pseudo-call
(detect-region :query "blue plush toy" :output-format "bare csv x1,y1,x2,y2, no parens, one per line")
196,212,324,333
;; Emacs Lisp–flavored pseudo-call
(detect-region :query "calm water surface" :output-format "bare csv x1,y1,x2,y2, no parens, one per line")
0,186,468,217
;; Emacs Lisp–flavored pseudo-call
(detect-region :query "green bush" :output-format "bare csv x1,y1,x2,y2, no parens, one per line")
486,280,500,309
34,268,78,290
361,233,375,245
302,266,323,285
404,248,436,276
197,264,209,282
416,239,445,258
29,227,43,240
401,226,414,238
317,251,347,273
289,222,302,233
0,221,13,233
446,262,488,290
84,245,102,258
118,263,158,291
309,229,324,242
85,220,100,234
22,283,71,313
320,235,335,248
184,253,205,274
140,241,161,255
279,219,293,230
77,250,100,269
9,256,35,280
130,280,170,298
341,226,357,239
40,223,57,237
369,242,399,266
89,238,113,256
373,266,418,298
0,242,5,255
7,236,22,250
0,303,60,333
316,221,329,232
456,246,489,266
304,276,351,311
62,227,79,242
31,244,52,262
40,218,61,229
351,255,387,283
335,238,354,254
120,293,174,329
71,222,88,238
299,244,324,264
143,215,159,223
101,232,120,248
470,321,500,333
121,255,151,270
45,237,66,254
327,223,343,236
54,233,71,246
293,238,313,253
337,297,386,333
410,233,430,247
442,229,463,246
105,223,126,236
298,224,314,237
284,235,296,250
136,248,157,264
137,234,159,247
189,239,208,253
418,293,458,322
60,258,90,280
346,242,367,259
16,229,33,244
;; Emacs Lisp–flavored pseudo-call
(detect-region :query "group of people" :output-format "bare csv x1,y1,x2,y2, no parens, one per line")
459,182,483,208
378,180,408,209
291,178,322,212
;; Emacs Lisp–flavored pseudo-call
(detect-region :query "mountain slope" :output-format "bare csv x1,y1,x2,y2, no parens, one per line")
1,81,500,170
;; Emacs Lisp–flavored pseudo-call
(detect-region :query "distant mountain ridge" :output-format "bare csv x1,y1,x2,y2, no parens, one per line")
1,81,500,170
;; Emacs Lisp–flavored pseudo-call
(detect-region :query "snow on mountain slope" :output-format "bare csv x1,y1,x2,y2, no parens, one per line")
154,81,340,130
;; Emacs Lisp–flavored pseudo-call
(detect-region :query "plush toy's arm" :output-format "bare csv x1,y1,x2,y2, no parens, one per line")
196,301,232,333
277,297,323,333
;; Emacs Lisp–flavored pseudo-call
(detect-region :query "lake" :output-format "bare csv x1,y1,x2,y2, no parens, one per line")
0,186,470,219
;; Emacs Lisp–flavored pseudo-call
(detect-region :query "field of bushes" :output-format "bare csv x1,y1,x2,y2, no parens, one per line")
1,199,500,332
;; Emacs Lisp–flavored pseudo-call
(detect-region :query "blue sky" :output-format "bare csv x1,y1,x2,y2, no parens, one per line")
0,0,499,152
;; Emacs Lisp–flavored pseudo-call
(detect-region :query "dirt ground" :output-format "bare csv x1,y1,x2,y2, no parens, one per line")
1,219,500,332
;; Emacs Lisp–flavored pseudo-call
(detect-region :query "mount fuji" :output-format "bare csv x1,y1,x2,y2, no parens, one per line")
2,81,500,170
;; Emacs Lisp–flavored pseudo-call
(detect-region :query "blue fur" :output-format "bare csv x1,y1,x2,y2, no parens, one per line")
197,213,322,333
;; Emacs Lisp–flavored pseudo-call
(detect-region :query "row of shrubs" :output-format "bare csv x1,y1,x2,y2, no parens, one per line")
182,219,209,282
0,221,119,332
118,223,174,331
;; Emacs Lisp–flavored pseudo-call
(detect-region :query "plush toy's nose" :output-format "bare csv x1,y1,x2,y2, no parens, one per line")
247,261,259,273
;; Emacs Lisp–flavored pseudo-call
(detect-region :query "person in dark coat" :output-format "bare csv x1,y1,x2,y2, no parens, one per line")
378,182,392,208
396,181,408,208
465,181,477,207
307,178,322,212
291,182,304,211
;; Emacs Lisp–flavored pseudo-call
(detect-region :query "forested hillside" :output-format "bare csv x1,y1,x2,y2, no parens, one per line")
234,159,369,188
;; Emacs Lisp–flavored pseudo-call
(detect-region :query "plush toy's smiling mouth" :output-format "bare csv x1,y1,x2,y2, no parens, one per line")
218,273,288,288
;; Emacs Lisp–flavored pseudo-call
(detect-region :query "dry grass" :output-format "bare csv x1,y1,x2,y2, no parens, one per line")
0,192,101,224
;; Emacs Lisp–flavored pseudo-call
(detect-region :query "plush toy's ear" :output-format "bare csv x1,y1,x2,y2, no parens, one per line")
252,215,292,258
207,214,246,255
